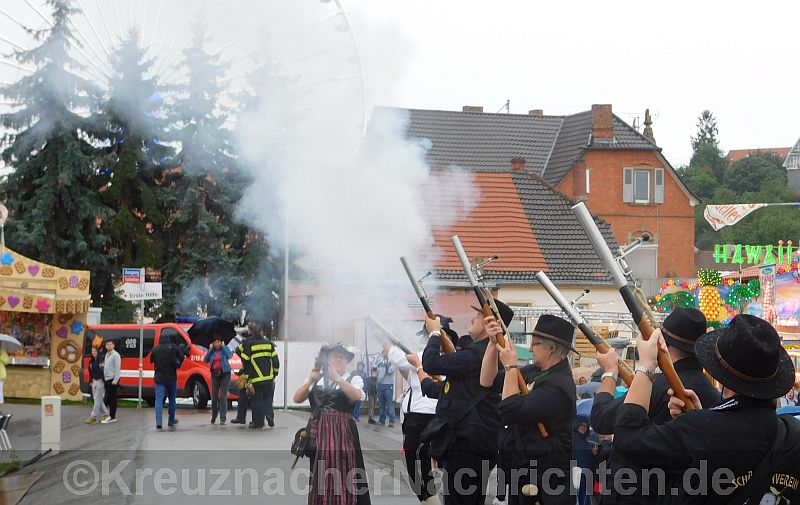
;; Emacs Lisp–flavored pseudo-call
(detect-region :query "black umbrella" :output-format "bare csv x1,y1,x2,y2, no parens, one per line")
187,317,237,347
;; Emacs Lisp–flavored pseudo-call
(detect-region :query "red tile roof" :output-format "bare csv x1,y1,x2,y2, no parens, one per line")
727,147,791,163
431,172,547,273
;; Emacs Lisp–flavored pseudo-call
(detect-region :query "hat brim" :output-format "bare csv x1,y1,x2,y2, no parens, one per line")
531,330,578,354
695,328,795,400
328,347,355,363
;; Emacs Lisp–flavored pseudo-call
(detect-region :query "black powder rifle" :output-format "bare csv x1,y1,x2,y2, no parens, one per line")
367,315,442,382
400,257,456,354
534,271,634,386
572,202,693,411
450,235,549,438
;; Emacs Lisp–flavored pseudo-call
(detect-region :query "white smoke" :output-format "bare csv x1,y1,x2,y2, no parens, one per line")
234,2,478,342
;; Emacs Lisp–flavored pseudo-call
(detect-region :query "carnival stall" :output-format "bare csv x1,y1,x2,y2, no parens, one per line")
0,247,90,400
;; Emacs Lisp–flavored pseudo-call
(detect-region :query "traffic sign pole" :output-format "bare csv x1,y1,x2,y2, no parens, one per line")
138,298,144,410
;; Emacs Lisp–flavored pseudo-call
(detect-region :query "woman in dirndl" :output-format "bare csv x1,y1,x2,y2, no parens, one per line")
293,343,371,505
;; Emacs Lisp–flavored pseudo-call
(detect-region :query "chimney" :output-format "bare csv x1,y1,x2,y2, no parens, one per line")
511,157,526,171
591,104,614,141
528,109,543,116
462,105,483,113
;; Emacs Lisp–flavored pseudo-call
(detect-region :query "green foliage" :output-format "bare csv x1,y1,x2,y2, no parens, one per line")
680,108,799,250
0,0,112,301
691,110,719,151
0,6,284,325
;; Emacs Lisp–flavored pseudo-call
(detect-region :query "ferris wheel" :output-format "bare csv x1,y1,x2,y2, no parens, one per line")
0,0,368,133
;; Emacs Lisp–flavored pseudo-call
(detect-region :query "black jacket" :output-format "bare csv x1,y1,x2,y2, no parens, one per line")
591,356,721,505
499,359,576,505
149,335,182,385
422,335,501,455
615,396,800,505
88,354,105,381
591,356,720,435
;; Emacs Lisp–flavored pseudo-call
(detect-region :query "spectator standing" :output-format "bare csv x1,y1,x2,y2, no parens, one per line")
85,346,109,424
779,388,797,408
572,414,596,505
101,340,121,424
376,351,396,427
366,367,379,424
204,336,233,424
149,334,183,429
348,361,369,421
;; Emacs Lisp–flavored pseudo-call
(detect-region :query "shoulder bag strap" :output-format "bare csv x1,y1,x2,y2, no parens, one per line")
733,416,788,505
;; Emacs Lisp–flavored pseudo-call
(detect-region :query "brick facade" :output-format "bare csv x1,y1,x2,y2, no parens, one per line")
558,150,696,277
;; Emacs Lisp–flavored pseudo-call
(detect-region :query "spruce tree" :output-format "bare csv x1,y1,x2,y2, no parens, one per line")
161,21,247,320
99,29,173,276
0,0,111,301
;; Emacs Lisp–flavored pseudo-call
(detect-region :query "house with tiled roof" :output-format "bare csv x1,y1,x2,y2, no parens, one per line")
403,104,700,284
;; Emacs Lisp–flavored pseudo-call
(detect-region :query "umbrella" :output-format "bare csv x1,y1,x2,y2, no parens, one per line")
187,317,236,347
576,398,593,418
0,333,21,351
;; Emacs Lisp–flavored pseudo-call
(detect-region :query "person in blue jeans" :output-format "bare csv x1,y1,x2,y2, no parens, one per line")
347,361,369,421
149,334,184,429
376,351,396,427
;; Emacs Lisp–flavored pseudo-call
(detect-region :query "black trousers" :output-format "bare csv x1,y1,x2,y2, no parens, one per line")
403,413,436,502
103,380,118,419
442,447,496,505
236,386,249,421
251,380,275,427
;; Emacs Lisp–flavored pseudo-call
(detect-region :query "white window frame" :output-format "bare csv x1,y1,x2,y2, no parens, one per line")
633,169,651,204
585,168,590,194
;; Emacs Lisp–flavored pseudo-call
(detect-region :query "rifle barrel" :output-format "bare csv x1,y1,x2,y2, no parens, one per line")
571,202,693,409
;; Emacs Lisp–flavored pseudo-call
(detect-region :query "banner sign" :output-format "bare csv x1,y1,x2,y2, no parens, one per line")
704,204,767,231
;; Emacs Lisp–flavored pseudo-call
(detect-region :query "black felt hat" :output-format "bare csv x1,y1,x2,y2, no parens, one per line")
327,343,355,363
470,299,514,328
695,314,795,400
531,314,577,353
416,314,459,342
661,308,708,354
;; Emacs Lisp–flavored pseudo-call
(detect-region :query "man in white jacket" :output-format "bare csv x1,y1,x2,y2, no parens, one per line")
386,323,458,505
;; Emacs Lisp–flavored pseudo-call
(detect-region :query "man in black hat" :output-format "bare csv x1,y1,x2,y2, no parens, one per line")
485,314,577,505
590,307,720,504
421,301,514,505
614,314,800,504
592,308,720,433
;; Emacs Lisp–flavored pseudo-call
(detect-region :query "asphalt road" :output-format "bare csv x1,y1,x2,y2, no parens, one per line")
0,401,486,504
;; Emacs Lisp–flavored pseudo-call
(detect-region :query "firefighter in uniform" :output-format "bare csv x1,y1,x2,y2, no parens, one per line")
240,327,280,428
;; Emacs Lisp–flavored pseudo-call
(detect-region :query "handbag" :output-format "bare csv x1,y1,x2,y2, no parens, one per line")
290,414,318,467
418,389,488,459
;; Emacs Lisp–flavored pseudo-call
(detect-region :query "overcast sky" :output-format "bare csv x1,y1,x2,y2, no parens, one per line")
1,1,797,168
349,0,800,167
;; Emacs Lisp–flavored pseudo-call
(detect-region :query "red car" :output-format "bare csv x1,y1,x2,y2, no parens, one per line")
80,323,241,408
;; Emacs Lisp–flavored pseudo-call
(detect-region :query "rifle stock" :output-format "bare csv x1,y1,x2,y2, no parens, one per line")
534,271,634,386
451,235,549,438
571,203,693,411
400,256,455,354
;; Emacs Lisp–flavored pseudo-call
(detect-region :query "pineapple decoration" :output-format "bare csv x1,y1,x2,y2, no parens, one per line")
697,268,723,322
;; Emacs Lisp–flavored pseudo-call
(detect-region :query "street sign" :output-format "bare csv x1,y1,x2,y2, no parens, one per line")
122,268,144,284
120,282,162,301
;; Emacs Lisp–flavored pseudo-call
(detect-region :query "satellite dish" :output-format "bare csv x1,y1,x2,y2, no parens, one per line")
0,204,8,226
